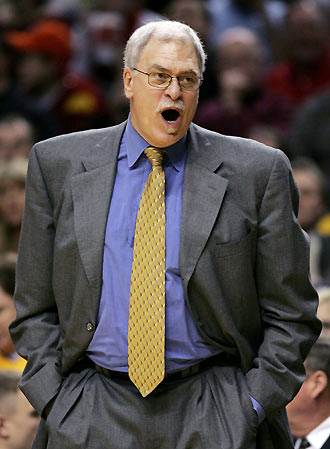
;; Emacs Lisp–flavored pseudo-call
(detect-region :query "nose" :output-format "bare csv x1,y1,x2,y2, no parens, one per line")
164,77,182,100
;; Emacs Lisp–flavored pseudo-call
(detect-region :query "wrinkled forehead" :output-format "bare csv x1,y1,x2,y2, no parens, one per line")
137,36,200,71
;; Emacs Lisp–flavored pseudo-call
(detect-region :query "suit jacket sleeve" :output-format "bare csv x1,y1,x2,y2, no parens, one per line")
10,145,62,416
245,149,321,413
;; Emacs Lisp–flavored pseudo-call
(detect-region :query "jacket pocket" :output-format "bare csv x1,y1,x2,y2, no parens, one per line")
215,228,256,258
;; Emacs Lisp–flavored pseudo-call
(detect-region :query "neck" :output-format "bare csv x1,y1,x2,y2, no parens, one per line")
292,404,330,437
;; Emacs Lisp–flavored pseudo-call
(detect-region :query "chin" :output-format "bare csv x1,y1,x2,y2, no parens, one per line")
150,134,178,148
166,128,184,142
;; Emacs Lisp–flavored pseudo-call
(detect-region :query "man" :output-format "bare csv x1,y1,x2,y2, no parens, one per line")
289,88,330,180
206,0,287,62
5,19,110,135
286,338,330,449
266,0,330,107
0,254,26,371
0,115,35,162
0,36,56,141
194,27,292,140
0,157,28,254
10,20,320,449
291,157,330,284
0,371,39,449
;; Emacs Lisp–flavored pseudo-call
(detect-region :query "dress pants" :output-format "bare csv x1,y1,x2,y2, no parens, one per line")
32,363,261,449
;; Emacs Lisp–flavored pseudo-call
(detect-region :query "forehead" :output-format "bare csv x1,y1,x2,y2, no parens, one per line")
137,37,199,73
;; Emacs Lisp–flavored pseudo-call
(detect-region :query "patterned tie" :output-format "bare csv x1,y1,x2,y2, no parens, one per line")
128,146,166,397
299,438,311,449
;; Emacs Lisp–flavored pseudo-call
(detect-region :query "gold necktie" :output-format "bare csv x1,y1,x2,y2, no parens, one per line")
128,146,166,397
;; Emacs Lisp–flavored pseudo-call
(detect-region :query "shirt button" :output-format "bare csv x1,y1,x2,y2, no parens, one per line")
86,322,95,332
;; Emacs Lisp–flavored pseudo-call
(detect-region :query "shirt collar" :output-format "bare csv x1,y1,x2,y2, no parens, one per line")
125,115,186,172
306,416,330,449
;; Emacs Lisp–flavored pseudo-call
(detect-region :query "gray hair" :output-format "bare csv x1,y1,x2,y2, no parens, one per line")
124,20,206,74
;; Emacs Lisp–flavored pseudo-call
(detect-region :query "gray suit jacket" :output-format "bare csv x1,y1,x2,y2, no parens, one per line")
11,121,320,447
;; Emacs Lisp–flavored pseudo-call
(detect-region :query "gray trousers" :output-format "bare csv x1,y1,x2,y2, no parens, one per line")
32,363,279,449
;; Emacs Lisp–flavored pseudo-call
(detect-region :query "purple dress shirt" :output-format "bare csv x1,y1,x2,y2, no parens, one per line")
87,117,220,372
86,117,265,423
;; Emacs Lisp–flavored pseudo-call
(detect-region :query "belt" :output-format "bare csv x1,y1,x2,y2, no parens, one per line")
93,353,239,382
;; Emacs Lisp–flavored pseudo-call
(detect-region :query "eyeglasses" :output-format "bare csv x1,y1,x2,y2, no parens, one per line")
133,68,202,91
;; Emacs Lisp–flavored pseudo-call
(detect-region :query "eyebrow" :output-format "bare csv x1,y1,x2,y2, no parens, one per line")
148,64,199,76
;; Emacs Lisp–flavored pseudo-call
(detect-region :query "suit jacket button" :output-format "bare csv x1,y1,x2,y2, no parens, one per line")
86,322,94,332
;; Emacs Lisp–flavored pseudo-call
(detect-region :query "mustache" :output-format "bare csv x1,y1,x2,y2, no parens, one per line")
156,99,185,113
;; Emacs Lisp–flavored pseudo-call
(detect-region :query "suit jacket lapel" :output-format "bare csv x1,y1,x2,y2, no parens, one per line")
72,121,227,299
71,122,126,297
180,124,228,285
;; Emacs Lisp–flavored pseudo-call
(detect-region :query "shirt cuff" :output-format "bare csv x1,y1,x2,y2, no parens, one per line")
249,395,266,424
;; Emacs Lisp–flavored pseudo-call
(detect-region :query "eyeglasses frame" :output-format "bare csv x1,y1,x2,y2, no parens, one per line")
132,67,203,91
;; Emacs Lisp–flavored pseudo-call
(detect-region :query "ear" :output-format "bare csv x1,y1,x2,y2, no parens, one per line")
0,415,9,439
123,68,134,99
307,370,328,399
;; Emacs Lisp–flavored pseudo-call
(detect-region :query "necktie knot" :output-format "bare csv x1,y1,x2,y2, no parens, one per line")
144,146,164,168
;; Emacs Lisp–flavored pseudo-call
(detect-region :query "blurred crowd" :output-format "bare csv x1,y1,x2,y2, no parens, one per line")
0,0,330,448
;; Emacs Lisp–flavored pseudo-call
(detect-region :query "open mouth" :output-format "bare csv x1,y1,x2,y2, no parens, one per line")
161,109,180,123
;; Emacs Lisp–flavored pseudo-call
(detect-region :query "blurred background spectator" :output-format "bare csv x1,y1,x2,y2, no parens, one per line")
0,34,56,141
0,158,27,254
0,370,39,449
0,253,25,371
266,0,330,108
0,0,47,30
291,157,330,284
317,285,330,338
289,88,330,179
194,27,293,145
0,115,35,162
286,338,330,449
5,19,111,134
206,0,288,63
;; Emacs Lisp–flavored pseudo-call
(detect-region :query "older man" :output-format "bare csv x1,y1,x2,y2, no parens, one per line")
286,338,330,449
10,20,320,449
